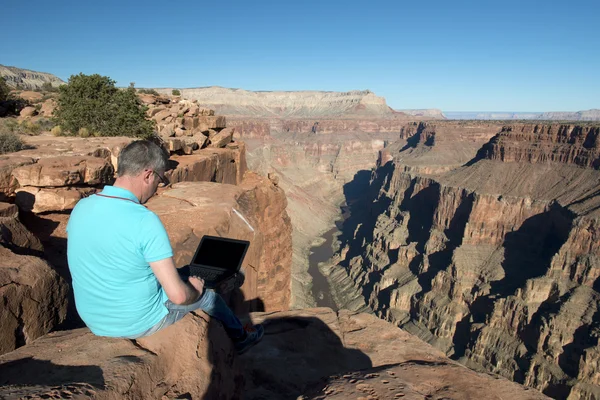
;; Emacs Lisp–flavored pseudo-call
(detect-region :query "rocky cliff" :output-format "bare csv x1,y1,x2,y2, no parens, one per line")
0,65,65,90
327,123,600,399
0,308,549,399
0,110,292,357
243,130,399,308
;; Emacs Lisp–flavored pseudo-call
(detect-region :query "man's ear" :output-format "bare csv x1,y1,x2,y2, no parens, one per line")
142,169,153,183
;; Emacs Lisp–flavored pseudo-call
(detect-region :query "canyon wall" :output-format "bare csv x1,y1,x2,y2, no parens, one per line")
327,123,600,399
243,130,399,308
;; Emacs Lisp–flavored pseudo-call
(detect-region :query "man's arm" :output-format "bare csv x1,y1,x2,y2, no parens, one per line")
149,257,204,305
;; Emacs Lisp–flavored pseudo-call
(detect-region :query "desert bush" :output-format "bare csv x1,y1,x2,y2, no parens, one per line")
0,118,19,133
37,118,55,131
138,88,160,96
54,74,155,138
20,120,42,135
0,131,25,154
172,89,181,96
78,127,90,138
41,82,60,93
0,77,10,102
51,125,63,136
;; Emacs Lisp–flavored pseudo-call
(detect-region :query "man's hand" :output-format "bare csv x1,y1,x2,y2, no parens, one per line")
217,270,245,293
149,257,203,305
189,276,205,294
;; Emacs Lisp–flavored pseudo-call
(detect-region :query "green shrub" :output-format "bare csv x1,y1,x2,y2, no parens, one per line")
54,73,155,138
0,118,43,136
0,131,25,154
0,77,10,102
78,127,90,138
0,118,19,133
41,82,60,93
51,125,63,136
37,118,55,131
172,89,181,96
21,121,42,135
138,88,160,96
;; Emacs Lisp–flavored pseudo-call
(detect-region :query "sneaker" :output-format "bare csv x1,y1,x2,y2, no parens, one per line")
234,323,264,355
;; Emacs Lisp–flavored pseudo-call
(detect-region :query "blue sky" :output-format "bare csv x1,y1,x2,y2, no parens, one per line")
2,0,598,111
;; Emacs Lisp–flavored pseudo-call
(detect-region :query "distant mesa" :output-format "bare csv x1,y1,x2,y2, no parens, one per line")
152,86,398,119
0,65,65,90
396,108,446,119
444,110,600,121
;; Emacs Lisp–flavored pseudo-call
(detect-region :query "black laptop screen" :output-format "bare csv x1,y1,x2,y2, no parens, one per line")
192,237,248,271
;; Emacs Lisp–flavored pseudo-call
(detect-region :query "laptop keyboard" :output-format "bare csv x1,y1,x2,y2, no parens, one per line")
189,266,224,282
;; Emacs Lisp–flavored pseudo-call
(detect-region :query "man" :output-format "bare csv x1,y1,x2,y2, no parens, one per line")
66,140,263,354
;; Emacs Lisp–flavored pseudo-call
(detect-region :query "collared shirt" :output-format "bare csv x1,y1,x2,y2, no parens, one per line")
66,185,173,337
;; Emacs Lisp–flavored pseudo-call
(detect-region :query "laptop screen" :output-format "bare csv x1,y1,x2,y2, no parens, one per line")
192,236,248,271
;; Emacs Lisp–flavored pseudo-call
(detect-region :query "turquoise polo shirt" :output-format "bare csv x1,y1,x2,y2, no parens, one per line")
66,186,173,337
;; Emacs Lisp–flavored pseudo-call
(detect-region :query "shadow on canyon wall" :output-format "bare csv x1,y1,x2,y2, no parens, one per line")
332,163,598,399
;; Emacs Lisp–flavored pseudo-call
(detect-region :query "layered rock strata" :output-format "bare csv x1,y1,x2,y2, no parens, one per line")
328,123,600,398
0,308,547,399
155,87,395,118
243,130,399,308
0,64,65,90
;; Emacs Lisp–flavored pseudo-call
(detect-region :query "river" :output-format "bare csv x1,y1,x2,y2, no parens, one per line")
307,204,350,311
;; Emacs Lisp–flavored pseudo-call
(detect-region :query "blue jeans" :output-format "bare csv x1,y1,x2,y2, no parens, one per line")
127,289,244,339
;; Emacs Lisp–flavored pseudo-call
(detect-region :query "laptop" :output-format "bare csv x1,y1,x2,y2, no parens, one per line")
178,235,250,289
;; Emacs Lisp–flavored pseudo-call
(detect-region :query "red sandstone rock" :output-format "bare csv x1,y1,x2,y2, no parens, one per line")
147,175,291,311
39,98,56,117
15,186,97,213
17,91,43,102
0,155,35,198
480,124,600,168
0,246,67,356
19,106,37,117
208,127,234,148
241,308,548,399
138,94,156,105
0,202,43,252
0,313,242,398
166,146,246,186
11,156,114,187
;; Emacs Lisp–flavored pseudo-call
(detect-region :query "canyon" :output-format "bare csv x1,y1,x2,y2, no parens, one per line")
324,123,600,399
1,75,599,398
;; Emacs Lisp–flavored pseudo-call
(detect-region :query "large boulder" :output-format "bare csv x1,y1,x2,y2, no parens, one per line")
19,106,37,117
0,246,68,356
196,115,226,132
138,94,156,105
166,148,243,186
15,186,97,213
147,176,291,312
208,127,234,148
11,156,114,187
17,91,43,102
0,313,242,399
39,98,57,117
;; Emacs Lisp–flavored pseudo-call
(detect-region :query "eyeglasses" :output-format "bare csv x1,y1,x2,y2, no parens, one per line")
153,171,170,188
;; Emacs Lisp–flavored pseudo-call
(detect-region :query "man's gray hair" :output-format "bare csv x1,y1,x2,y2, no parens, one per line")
117,140,168,177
